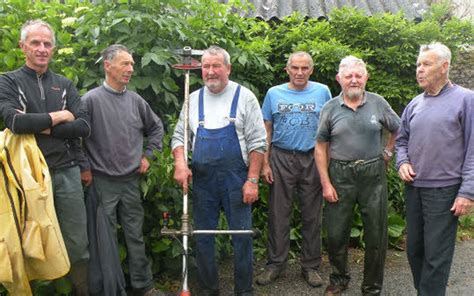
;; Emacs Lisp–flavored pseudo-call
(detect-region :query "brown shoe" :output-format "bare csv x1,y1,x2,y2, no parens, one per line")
323,283,348,296
302,270,323,287
256,268,282,285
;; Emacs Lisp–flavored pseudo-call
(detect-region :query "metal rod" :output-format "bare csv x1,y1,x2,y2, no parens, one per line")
193,230,255,235
161,229,258,236
181,69,190,293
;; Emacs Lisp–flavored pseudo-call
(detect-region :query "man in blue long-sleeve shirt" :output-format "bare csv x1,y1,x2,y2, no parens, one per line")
396,42,474,296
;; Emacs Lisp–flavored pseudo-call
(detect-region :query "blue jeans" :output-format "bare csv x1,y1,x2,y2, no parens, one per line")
405,184,459,296
192,171,253,295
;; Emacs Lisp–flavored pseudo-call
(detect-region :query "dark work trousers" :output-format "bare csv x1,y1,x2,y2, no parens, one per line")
192,85,254,296
324,158,388,296
266,146,322,272
405,184,459,296
51,165,89,264
93,174,154,292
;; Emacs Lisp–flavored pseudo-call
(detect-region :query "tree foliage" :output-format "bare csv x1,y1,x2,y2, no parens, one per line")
0,0,472,294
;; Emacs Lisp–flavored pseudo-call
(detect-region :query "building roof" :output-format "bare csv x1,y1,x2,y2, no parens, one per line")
218,0,429,20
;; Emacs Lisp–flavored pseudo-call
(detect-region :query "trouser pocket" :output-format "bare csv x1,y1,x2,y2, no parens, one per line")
0,239,14,283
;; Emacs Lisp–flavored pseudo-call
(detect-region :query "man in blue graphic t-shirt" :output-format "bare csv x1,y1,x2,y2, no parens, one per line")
256,51,331,287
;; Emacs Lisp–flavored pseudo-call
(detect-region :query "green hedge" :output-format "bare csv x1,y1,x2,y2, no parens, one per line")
1,0,473,294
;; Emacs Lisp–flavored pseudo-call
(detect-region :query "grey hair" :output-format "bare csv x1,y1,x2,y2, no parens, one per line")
419,42,451,65
287,51,314,68
338,55,367,75
20,20,56,46
101,44,131,62
202,45,231,65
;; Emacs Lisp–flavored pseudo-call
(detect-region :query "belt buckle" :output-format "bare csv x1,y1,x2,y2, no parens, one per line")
353,159,365,166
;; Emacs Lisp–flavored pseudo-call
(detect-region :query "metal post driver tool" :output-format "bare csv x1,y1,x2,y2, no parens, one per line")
163,46,258,296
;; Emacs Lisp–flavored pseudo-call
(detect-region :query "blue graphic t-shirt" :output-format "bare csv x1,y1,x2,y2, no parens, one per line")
262,81,331,151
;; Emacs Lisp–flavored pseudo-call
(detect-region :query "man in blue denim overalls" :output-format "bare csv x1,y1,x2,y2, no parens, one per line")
171,46,267,296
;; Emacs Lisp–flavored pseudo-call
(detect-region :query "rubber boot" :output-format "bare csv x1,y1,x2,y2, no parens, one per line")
69,260,89,296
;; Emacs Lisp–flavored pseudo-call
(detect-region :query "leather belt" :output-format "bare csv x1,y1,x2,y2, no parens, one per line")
331,156,382,167
273,146,314,155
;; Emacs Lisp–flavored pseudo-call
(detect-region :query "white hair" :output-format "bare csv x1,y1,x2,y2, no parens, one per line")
419,42,452,65
202,45,231,65
20,20,56,46
338,55,367,75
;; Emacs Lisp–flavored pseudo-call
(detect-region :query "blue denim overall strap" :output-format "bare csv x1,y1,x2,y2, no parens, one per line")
198,85,241,124
192,85,253,294
193,85,245,171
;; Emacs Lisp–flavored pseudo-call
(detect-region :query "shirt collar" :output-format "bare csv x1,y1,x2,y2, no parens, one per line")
103,81,126,94
337,91,367,107
423,81,453,97
22,65,50,78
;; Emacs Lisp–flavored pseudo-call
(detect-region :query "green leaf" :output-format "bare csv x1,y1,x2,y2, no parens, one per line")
162,77,179,92
151,80,161,95
82,76,98,88
3,53,16,69
142,52,153,67
113,22,131,34
152,239,171,253
110,18,124,27
171,241,183,258
151,53,167,66
57,32,72,44
158,204,169,212
133,76,152,90
388,224,405,238
164,92,178,107
141,179,149,196
90,26,100,38
53,277,72,294
388,213,406,237
237,53,248,65
350,227,361,238
290,228,298,240
118,244,127,262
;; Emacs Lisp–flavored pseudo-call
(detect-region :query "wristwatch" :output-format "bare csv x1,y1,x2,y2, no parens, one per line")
383,148,393,158
247,177,259,184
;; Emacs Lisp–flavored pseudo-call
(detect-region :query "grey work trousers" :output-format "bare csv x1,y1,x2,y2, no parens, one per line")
405,184,459,296
266,146,323,271
93,174,153,292
324,158,387,296
51,165,89,264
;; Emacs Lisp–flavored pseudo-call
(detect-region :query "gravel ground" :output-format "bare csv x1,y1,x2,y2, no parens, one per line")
203,240,474,295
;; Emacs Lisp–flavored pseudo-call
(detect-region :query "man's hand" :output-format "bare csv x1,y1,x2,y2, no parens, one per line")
139,156,150,174
81,170,93,187
450,196,473,216
398,163,416,182
322,182,338,203
174,165,192,193
383,152,392,168
243,181,259,204
49,110,75,126
261,163,274,184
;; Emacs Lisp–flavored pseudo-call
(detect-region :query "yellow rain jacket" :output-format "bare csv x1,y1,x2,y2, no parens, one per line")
0,129,70,295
